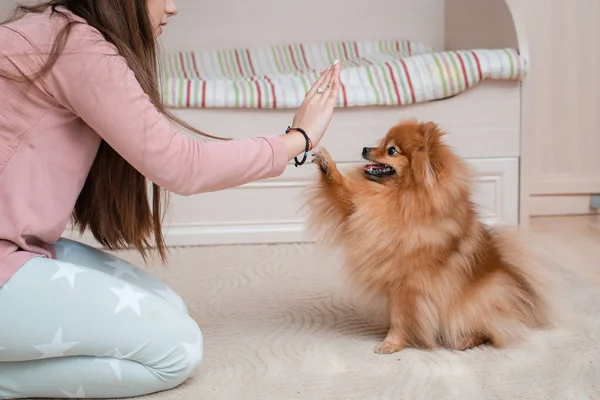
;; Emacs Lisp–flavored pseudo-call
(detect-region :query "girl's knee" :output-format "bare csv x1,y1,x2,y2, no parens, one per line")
150,313,204,387
177,315,204,377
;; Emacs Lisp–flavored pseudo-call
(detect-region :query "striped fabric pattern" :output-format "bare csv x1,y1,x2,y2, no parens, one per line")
160,40,527,109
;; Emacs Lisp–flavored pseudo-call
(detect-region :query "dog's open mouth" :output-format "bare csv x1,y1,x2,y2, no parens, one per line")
364,163,396,177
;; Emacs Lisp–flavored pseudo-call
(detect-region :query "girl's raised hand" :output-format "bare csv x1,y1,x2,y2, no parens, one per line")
291,60,341,148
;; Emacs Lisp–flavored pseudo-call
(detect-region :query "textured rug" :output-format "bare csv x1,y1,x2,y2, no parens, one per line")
114,239,600,400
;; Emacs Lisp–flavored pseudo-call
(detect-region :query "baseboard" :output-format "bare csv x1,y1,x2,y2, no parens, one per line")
62,221,311,249
530,194,600,216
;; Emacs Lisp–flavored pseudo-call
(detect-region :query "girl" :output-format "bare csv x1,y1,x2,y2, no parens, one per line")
0,0,341,398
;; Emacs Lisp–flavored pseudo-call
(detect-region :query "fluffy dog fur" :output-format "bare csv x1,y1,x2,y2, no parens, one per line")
305,119,551,354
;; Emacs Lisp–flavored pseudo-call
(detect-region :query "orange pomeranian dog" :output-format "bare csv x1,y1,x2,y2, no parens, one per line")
305,118,551,354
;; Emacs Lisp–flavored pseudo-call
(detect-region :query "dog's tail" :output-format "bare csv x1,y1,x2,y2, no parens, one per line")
490,226,559,329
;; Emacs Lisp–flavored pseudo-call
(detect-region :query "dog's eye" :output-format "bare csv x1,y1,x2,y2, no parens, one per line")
387,147,399,156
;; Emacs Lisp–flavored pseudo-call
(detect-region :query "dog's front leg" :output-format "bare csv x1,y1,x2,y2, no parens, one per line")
312,147,342,182
374,300,407,354
311,148,355,219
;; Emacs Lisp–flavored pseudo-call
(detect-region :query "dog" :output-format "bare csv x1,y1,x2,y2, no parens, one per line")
305,118,551,354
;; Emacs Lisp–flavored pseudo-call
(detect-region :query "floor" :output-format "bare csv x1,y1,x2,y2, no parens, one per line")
113,216,600,400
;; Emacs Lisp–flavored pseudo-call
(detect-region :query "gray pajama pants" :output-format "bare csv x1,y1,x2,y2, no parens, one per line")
0,238,203,399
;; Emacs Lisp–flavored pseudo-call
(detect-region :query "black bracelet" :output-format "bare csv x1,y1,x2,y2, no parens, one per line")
285,126,312,167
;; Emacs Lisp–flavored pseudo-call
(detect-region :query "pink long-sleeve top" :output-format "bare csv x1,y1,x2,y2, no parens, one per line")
0,8,288,286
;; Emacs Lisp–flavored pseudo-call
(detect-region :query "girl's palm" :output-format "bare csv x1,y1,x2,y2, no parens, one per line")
291,62,341,148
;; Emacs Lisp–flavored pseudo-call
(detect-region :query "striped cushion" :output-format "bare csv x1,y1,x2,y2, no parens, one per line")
160,40,527,109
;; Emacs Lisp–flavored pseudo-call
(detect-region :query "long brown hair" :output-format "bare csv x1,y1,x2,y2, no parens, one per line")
1,1,224,262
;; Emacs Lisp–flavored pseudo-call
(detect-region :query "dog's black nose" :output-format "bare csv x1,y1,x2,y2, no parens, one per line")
362,147,372,156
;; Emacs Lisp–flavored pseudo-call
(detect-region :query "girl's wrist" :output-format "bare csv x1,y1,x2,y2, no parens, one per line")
283,127,314,167
280,132,308,161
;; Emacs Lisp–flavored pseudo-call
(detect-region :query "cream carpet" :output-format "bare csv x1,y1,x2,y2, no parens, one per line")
113,236,600,400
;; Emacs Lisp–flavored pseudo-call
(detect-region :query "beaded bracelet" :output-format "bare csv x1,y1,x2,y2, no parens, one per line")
285,126,313,167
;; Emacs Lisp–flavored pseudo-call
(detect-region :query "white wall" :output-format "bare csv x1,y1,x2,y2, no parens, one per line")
0,0,18,20
3,0,448,52
159,0,446,52
445,0,517,50
522,0,600,196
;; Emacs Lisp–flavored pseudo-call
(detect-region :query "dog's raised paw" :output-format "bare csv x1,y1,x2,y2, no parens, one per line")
311,151,329,175
374,340,405,354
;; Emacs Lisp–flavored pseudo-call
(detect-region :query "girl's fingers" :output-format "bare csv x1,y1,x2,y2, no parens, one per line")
306,67,331,98
320,76,335,99
321,61,336,89
322,60,339,90
326,77,341,106
313,66,334,99
321,63,341,104
307,59,339,99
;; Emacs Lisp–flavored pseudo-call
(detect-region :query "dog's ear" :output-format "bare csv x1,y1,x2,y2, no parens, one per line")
421,121,443,151
411,122,443,186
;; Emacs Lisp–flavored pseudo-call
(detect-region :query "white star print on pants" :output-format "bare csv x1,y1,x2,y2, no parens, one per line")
109,283,148,316
0,238,203,399
32,327,80,359
50,261,87,289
